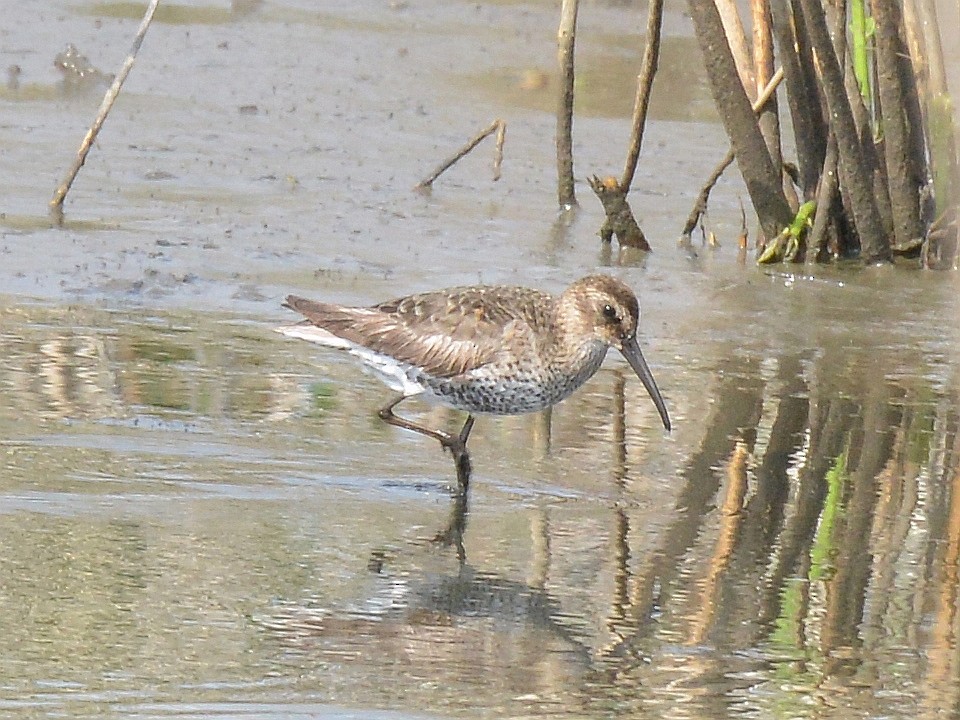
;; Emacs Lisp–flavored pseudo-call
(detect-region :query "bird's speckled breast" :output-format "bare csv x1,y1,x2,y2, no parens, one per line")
421,341,609,415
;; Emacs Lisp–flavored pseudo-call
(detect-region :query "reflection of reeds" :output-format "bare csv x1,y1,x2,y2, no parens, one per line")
5,331,123,420
587,339,960,713
686,440,748,645
820,382,893,657
920,402,960,712
0,306,297,425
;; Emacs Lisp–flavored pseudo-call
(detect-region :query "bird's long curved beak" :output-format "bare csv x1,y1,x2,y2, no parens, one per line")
620,336,671,432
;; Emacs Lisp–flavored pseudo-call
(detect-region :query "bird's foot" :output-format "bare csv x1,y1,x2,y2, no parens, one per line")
438,436,471,492
452,448,471,492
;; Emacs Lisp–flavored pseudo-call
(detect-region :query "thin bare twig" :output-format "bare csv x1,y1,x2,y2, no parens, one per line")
414,119,506,190
492,119,506,181
752,66,784,112
556,0,579,208
50,0,161,217
620,0,664,191
680,148,735,241
586,0,663,251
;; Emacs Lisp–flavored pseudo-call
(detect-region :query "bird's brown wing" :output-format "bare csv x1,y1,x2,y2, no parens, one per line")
284,286,553,378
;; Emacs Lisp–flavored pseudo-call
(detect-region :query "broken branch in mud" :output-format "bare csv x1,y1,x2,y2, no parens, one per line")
49,0,160,218
414,119,506,191
680,67,784,244
588,175,650,251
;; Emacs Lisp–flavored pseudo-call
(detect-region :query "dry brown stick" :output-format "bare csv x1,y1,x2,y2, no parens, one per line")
902,0,927,96
715,0,756,99
556,0,579,208
896,15,931,222
50,0,161,216
873,0,924,250
619,0,664,191
809,131,839,260
680,149,735,241
492,120,506,181
752,0,781,169
912,0,960,267
414,119,506,190
680,67,784,241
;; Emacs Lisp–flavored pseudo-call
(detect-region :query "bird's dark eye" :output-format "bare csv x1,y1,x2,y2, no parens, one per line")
602,304,619,322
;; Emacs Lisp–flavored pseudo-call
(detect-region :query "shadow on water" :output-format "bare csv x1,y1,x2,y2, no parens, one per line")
259,488,597,711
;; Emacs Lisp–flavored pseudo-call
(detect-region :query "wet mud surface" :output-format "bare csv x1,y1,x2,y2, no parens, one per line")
2,1,960,719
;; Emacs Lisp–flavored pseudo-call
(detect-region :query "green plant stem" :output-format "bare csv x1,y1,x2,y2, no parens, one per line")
850,0,870,105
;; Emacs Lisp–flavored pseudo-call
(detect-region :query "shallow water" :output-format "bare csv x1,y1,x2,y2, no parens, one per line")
3,1,960,719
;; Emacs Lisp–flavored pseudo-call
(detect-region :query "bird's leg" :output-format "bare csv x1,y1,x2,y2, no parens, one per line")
458,415,475,445
377,395,458,446
377,396,474,491
450,415,475,492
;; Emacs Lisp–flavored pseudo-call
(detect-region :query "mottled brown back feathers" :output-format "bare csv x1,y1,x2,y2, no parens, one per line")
284,286,553,378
